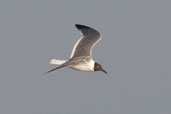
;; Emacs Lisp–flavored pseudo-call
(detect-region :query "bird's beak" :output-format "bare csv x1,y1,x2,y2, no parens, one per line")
102,69,107,74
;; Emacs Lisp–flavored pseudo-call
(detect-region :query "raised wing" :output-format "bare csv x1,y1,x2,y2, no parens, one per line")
70,24,101,58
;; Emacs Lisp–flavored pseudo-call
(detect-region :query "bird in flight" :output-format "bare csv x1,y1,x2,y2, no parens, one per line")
46,24,107,74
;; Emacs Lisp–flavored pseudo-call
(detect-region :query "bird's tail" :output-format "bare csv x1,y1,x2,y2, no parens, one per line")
50,59,66,65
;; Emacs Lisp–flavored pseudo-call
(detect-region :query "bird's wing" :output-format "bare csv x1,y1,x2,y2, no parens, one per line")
45,62,69,74
45,57,85,74
70,24,101,58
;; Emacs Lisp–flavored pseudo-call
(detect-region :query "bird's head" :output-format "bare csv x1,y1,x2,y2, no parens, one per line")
94,62,107,74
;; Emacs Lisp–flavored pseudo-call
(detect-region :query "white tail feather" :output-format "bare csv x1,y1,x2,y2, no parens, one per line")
50,59,66,65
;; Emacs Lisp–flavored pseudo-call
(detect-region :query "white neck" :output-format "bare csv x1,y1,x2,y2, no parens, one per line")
89,59,95,71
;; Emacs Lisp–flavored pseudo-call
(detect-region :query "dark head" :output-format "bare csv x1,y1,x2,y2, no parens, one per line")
94,62,107,74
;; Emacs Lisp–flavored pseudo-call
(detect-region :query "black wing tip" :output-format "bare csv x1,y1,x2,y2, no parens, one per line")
75,24,90,30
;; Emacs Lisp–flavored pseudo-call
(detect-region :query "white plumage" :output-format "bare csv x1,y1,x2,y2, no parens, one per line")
46,24,107,74
50,59,66,65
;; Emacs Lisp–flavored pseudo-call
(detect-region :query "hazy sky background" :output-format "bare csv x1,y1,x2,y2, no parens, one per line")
0,0,171,114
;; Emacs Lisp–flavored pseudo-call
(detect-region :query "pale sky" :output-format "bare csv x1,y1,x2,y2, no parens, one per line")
0,0,171,114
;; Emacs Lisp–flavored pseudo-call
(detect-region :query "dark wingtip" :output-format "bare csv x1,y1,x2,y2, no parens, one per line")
75,24,90,30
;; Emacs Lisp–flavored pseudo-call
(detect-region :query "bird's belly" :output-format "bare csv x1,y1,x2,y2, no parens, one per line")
68,63,93,72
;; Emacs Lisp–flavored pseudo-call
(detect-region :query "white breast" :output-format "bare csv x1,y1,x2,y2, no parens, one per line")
68,59,95,72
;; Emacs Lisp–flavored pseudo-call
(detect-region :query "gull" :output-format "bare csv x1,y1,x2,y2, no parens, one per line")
46,24,107,74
